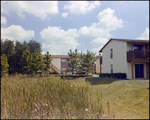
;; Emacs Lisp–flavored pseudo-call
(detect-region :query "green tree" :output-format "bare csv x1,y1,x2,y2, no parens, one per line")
12,41,29,73
67,49,80,76
82,50,97,75
43,51,53,76
29,50,46,74
21,49,31,74
1,39,14,74
1,54,9,77
28,40,41,54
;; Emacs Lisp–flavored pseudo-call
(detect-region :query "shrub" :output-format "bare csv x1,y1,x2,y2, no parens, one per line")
99,73,126,79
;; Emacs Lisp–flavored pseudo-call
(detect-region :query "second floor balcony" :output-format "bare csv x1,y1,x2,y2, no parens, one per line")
127,51,149,62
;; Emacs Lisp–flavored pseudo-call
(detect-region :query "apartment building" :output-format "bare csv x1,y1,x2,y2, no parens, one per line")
99,38,149,79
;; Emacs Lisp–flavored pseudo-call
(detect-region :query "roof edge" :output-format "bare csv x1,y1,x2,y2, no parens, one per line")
99,38,149,52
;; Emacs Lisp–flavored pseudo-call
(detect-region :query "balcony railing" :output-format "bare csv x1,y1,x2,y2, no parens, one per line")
127,51,149,62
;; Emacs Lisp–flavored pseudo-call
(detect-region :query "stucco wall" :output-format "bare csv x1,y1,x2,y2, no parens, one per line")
96,56,100,73
51,58,61,71
102,40,129,77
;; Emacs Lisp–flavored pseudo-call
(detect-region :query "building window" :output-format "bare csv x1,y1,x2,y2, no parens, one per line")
134,45,143,51
110,49,113,59
61,67,66,73
62,59,66,64
111,64,113,73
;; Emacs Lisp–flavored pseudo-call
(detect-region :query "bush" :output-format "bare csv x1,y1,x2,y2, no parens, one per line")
99,73,126,79
55,74,60,77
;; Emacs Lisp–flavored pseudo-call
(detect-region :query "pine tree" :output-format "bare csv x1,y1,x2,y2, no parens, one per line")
21,49,31,74
67,49,79,76
29,50,46,74
82,50,97,75
43,51,53,76
1,54,9,77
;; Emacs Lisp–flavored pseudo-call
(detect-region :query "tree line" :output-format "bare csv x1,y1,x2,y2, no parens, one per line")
67,49,97,76
1,39,97,77
1,39,52,77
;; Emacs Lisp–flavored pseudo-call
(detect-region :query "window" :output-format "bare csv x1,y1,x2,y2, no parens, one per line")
110,49,113,59
61,67,66,73
111,64,113,73
134,45,143,51
62,59,66,64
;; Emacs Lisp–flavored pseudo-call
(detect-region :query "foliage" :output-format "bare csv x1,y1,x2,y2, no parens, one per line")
82,50,97,75
67,49,79,75
29,50,46,74
1,39,42,74
21,49,31,74
22,50,46,74
28,40,42,54
1,54,9,77
1,39,15,74
99,73,127,79
1,75,149,119
43,51,53,76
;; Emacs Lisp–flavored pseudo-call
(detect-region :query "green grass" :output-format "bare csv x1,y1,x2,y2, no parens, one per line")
1,75,149,119
86,77,149,119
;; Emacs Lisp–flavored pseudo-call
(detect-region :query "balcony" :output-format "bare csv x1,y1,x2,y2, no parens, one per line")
127,51,149,62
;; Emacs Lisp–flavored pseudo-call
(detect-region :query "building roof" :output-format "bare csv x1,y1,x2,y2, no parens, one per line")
42,55,70,59
99,38,149,52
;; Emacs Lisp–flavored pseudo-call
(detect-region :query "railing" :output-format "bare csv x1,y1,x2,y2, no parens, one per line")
51,64,61,75
127,51,149,62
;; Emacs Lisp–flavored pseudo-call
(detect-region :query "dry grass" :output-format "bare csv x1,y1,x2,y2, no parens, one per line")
1,75,149,119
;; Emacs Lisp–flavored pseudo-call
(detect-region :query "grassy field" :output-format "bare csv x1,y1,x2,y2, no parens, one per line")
1,75,149,119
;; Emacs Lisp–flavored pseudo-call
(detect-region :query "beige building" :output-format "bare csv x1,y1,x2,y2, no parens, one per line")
99,38,149,79
42,55,70,75
95,56,102,74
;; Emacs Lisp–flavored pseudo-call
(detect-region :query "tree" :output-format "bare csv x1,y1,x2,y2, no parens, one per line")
29,50,46,74
1,39,15,74
28,40,41,54
1,54,9,77
43,51,53,76
21,49,31,74
12,41,29,73
74,49,80,76
82,50,97,75
67,49,78,75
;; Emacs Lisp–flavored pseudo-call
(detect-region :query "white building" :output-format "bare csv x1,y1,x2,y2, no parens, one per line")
99,38,149,79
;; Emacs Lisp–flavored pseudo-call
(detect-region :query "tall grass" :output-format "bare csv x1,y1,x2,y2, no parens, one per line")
1,74,109,119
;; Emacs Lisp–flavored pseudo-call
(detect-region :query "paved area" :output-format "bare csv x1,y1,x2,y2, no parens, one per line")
92,74,99,77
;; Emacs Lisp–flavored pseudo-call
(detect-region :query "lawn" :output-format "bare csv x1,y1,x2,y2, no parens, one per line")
1,75,149,119
85,77,149,119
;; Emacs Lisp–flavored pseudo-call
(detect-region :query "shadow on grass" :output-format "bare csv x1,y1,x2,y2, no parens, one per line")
60,76,87,80
85,77,126,85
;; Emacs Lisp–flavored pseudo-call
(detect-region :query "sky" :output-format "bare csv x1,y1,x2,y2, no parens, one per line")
1,1,149,55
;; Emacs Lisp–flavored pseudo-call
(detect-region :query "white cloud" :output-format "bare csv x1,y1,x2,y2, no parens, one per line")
97,7,124,30
40,26,80,55
90,37,109,55
1,1,59,20
64,1,100,15
62,12,69,18
1,16,7,25
78,8,124,38
137,28,149,40
1,25,35,41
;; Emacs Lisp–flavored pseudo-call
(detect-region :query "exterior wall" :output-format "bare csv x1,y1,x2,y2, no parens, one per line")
102,40,129,78
51,58,61,71
61,58,70,74
127,62,132,79
96,56,100,73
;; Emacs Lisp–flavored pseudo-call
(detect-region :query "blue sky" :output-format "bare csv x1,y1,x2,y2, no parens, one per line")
1,1,149,55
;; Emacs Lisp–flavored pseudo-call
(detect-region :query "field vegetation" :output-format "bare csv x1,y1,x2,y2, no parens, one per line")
1,75,149,119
